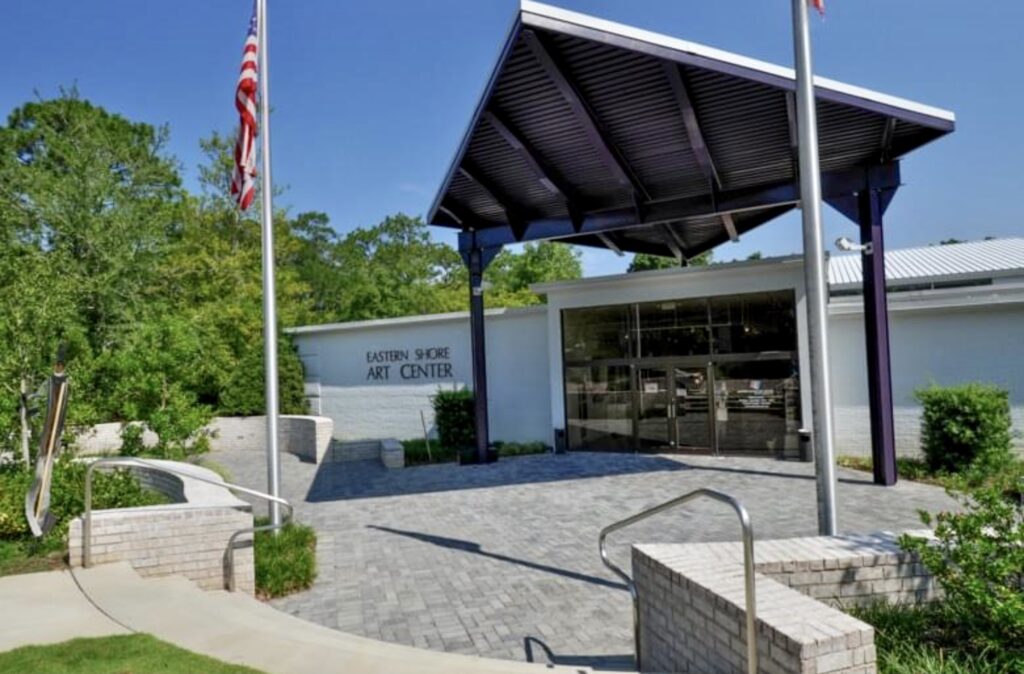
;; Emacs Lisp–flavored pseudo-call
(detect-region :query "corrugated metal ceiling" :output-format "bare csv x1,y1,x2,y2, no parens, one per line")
430,1,955,260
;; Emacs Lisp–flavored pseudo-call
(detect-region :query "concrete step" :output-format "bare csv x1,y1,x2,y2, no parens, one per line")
69,563,596,674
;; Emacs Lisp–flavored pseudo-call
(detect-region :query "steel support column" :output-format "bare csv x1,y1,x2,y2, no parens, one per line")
858,188,898,485
464,243,500,463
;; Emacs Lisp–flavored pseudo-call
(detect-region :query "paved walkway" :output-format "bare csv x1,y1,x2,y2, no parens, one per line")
0,563,586,674
213,450,956,670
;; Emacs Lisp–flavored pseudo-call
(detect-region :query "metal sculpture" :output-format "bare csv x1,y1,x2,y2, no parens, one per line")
24,350,70,537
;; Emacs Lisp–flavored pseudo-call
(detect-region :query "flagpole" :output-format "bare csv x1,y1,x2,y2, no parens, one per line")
792,0,837,535
257,0,282,530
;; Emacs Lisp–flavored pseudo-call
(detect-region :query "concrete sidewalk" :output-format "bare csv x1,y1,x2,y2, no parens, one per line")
0,563,597,674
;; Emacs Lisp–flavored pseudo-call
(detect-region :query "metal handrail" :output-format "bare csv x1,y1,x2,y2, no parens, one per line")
83,457,293,592
598,488,758,674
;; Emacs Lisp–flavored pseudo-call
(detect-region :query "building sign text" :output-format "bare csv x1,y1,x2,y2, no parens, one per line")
365,347,454,382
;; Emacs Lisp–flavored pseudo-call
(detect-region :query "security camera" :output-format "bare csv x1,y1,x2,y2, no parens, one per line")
835,237,873,255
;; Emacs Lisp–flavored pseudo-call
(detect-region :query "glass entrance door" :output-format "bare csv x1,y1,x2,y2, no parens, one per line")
671,366,712,451
637,365,712,451
637,367,671,449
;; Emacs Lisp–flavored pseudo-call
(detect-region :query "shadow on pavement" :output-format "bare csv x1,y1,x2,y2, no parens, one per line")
306,452,689,503
681,461,876,486
523,636,635,672
366,525,628,592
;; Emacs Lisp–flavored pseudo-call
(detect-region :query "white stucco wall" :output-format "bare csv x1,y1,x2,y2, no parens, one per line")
290,307,551,444
829,286,1024,456
288,260,1024,459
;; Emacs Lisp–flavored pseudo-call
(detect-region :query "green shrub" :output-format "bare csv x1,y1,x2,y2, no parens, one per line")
900,488,1024,656
915,383,1013,474
119,423,146,457
494,441,550,457
0,458,167,541
852,602,1020,674
218,337,308,417
432,389,475,450
253,517,317,598
400,439,457,466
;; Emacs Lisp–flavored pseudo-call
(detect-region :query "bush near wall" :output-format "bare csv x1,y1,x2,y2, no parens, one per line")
253,517,317,599
914,383,1014,474
900,487,1024,661
1,458,167,575
432,389,475,450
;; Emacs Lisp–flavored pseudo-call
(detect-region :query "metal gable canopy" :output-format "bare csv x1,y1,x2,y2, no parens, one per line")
428,0,955,261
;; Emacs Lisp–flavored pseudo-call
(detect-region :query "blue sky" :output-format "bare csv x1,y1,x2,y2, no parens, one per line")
2,1,1021,275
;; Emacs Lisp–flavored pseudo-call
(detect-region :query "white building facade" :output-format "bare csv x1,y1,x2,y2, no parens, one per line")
290,239,1024,457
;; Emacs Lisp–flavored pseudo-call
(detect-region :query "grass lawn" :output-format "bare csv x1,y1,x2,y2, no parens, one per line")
0,537,65,577
0,634,268,674
851,602,1021,674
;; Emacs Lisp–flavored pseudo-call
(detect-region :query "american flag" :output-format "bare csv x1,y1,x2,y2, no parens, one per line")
811,0,825,15
231,4,259,211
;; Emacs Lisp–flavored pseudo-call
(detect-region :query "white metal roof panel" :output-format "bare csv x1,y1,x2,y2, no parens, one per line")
828,238,1024,286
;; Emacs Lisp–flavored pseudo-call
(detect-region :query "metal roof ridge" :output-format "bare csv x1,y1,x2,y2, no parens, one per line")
521,0,956,124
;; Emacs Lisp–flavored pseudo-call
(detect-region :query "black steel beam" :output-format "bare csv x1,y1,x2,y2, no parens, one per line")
522,29,650,201
482,109,581,205
880,118,897,162
659,223,686,261
458,162,900,252
683,205,796,260
858,187,898,486
458,160,528,239
663,63,721,189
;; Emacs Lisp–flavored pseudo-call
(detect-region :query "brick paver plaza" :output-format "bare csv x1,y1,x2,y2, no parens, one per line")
213,449,956,670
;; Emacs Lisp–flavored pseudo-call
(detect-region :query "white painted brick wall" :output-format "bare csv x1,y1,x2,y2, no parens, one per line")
68,507,255,593
67,460,258,594
633,533,938,674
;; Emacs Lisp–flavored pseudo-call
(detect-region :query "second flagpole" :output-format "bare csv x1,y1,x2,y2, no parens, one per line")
258,0,282,530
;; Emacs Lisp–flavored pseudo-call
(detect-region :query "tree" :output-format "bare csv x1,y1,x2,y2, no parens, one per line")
627,250,712,272
0,92,186,451
485,242,583,305
746,251,763,260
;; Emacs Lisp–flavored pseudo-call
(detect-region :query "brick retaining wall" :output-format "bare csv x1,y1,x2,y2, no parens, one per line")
633,533,937,674
68,460,256,594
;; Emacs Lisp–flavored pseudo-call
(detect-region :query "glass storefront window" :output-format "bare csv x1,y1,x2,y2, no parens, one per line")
562,305,633,361
636,299,710,358
709,291,796,355
562,290,799,454
565,365,635,451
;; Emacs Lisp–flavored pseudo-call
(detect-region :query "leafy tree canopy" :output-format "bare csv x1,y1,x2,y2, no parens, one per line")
627,250,712,272
0,92,584,457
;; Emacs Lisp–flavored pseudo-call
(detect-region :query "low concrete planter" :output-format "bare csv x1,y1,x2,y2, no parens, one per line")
68,460,256,594
74,415,334,464
331,438,405,469
633,532,938,674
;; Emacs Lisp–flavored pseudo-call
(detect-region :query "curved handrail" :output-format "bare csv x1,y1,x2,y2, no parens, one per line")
598,488,758,674
83,457,294,592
